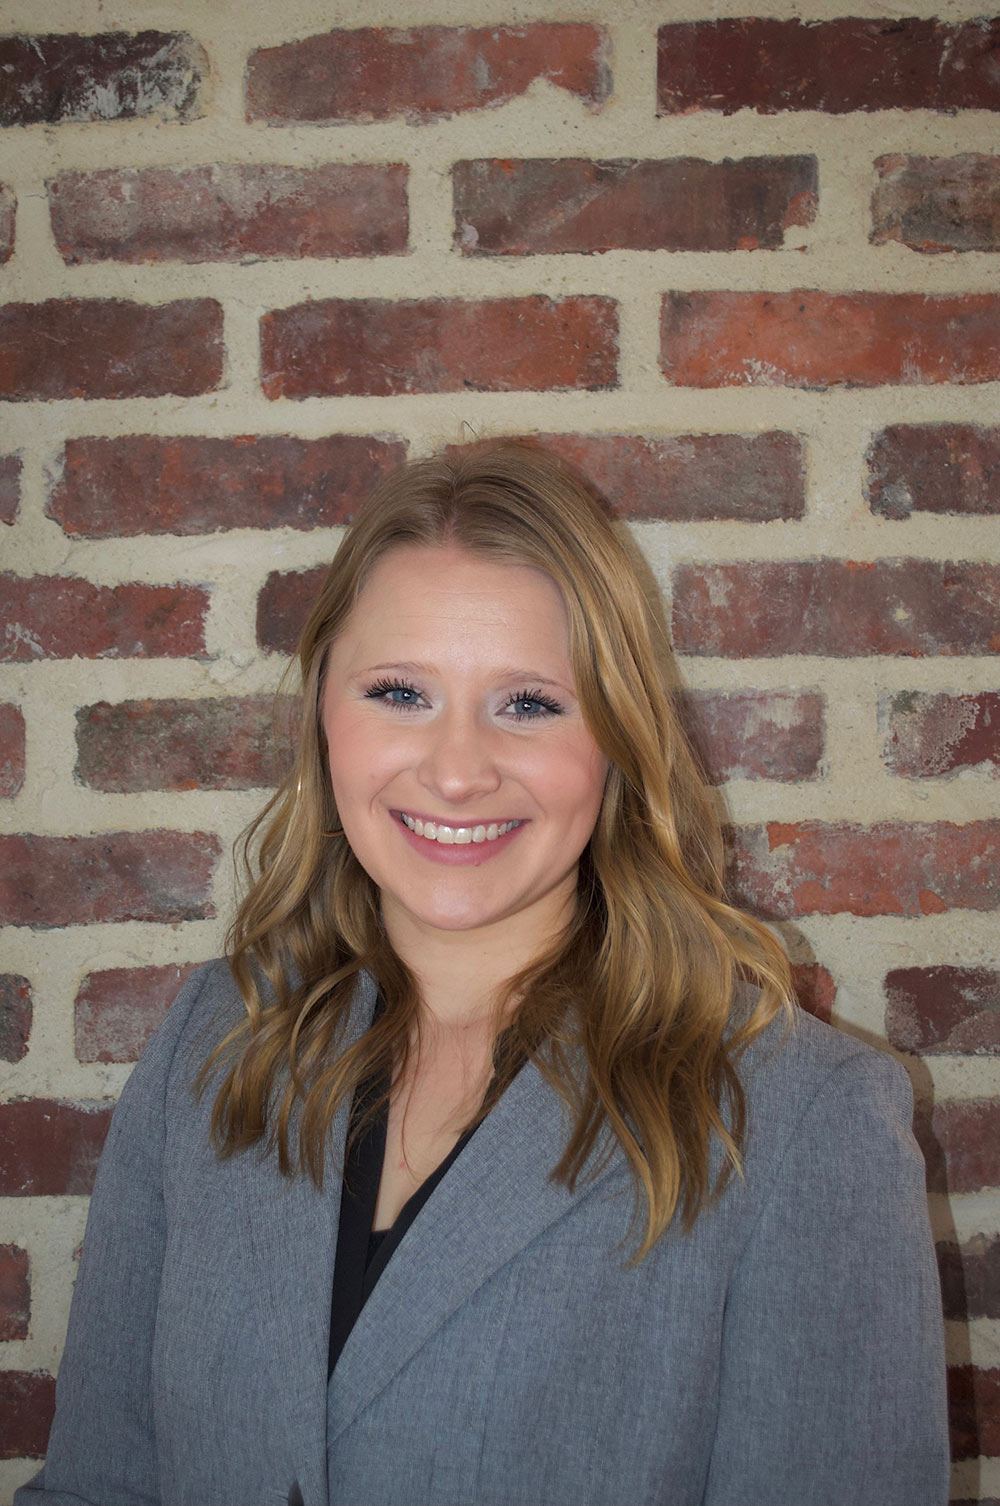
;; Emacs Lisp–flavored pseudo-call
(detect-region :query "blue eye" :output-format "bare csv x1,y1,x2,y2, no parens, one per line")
364,678,423,709
506,690,562,722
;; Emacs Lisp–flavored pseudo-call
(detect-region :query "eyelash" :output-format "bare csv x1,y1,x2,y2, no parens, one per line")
362,679,563,723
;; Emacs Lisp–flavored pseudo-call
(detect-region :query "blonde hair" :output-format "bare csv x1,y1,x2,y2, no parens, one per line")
203,441,792,1258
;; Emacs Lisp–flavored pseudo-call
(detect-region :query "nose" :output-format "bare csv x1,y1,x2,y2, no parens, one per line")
416,706,502,806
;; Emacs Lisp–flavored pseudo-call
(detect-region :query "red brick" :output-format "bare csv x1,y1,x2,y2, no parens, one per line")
0,1243,30,1340
867,424,1000,519
881,691,1000,778
75,963,200,1063
790,963,836,1025
0,452,21,525
885,966,1000,1055
0,575,208,661
680,689,823,783
872,154,1000,254
0,1100,113,1196
48,434,406,538
949,1366,1000,1459
938,1235,1000,1321
916,1100,1000,1195
0,1371,55,1459
257,566,326,656
75,697,289,792
657,18,1000,116
0,701,25,795
661,292,1000,389
261,296,618,399
0,182,14,263
0,974,32,1062
50,164,408,264
453,156,817,254
0,32,205,127
0,299,223,401
0,831,219,928
728,821,1000,919
246,24,610,124
672,561,1000,658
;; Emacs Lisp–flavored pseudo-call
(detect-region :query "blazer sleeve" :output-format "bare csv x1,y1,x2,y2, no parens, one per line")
702,1047,950,1506
14,964,218,1506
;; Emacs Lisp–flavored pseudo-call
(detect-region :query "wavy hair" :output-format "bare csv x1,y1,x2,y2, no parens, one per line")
202,441,792,1258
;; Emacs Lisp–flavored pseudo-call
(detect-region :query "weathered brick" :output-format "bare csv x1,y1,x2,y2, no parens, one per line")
0,1243,30,1340
881,691,1000,778
672,561,1000,658
657,18,1000,116
0,299,223,401
728,821,1000,919
49,434,406,538
454,156,817,254
0,32,205,127
885,966,1000,1055
790,963,836,1025
0,974,32,1062
0,831,219,928
0,181,14,262
0,1370,55,1459
938,1235,1000,1321
257,566,326,656
0,575,209,661
261,296,618,399
0,452,21,525
661,292,1000,389
76,697,289,792
949,1366,1000,1459
867,424,1000,519
246,24,610,124
0,701,25,795
872,154,1000,254
50,164,408,264
75,963,199,1063
680,689,823,783
916,1100,1000,1195
0,1100,113,1196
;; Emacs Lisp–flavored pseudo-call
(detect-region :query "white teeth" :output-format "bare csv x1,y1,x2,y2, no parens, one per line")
400,813,521,846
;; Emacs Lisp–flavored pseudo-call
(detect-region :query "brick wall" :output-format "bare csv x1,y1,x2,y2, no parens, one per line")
1,3,998,1499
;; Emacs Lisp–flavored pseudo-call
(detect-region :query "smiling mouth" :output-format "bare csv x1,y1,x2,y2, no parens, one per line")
399,813,524,846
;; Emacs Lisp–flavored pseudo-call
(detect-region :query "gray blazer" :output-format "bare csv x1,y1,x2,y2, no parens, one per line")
17,960,949,1506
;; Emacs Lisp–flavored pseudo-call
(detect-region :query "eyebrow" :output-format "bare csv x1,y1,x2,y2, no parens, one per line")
356,661,572,690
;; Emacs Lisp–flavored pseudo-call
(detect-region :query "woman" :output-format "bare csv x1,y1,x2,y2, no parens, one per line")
19,443,948,1506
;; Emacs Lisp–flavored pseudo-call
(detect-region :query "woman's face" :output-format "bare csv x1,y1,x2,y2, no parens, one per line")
321,543,608,954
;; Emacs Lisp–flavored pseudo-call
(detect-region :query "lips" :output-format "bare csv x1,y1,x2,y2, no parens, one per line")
399,812,524,846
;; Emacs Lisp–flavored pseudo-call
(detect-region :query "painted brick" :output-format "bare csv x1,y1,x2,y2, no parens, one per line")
790,963,836,1025
49,434,406,538
50,164,409,264
0,299,223,401
0,575,209,661
672,561,1000,658
0,1243,30,1340
0,452,21,525
0,831,219,928
948,1366,1000,1460
261,296,618,399
867,424,1000,519
881,691,1000,778
680,689,824,783
661,291,1000,389
257,566,326,656
728,821,1000,919
0,181,14,263
0,1100,113,1196
76,697,289,792
872,154,1000,254
920,1099,1000,1196
0,701,25,795
0,974,32,1062
0,1370,55,1459
75,963,200,1063
453,156,817,254
246,24,610,124
656,18,1000,116
938,1235,1000,1321
0,32,205,127
885,966,1000,1055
